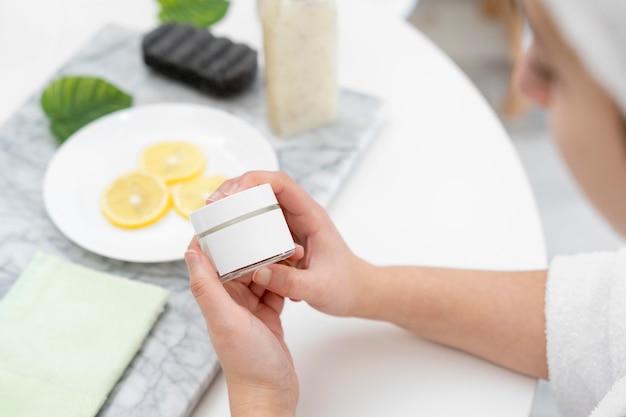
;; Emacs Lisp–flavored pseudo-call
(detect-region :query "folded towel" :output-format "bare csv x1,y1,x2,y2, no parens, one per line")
0,252,169,417
545,248,626,417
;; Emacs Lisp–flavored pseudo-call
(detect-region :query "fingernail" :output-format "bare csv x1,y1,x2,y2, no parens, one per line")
253,268,271,285
184,250,200,267
206,189,223,203
223,181,239,196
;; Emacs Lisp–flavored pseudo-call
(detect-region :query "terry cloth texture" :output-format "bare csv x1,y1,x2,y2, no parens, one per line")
546,248,626,417
590,376,626,417
0,252,169,417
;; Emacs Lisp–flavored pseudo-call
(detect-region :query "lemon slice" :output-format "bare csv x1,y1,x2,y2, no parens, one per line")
101,171,171,229
172,174,228,219
140,141,206,184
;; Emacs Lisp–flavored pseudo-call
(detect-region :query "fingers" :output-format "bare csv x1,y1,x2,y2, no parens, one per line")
249,281,266,299
288,244,305,262
252,264,314,303
206,171,326,231
185,238,235,323
262,290,285,315
205,179,241,203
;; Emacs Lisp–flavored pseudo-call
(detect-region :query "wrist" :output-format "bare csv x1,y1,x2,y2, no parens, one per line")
228,383,297,417
350,264,428,327
349,260,386,320
230,403,295,417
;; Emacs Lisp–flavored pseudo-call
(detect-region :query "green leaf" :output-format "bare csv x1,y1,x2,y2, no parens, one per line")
40,76,133,144
158,0,230,28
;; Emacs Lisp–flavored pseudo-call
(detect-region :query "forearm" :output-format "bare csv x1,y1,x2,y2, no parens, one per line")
353,263,548,378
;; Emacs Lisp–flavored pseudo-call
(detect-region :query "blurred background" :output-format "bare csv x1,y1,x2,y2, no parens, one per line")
1,0,623,415
407,0,625,416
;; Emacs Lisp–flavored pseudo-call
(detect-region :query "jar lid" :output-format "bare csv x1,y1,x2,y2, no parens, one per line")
190,183,279,235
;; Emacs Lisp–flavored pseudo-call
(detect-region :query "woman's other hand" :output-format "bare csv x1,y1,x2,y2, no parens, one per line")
207,171,374,318
185,238,298,417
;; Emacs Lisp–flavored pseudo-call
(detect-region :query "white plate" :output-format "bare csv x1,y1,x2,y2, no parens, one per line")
43,103,278,263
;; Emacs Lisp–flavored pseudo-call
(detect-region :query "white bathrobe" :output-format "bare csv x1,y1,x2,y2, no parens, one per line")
537,0,626,414
546,249,626,417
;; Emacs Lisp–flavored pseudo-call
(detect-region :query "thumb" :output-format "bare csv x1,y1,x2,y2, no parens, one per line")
185,241,234,323
252,263,313,302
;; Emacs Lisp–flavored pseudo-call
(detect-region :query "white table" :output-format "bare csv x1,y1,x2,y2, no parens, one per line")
0,1,546,416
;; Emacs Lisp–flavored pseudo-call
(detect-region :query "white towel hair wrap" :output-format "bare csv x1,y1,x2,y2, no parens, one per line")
542,0,626,117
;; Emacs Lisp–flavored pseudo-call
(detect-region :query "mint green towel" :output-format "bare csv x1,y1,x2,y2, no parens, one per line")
0,252,169,416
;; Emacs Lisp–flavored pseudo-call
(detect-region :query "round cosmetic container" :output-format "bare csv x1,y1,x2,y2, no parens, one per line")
190,183,296,283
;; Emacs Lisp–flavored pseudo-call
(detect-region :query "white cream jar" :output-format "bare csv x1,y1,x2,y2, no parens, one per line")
190,183,295,283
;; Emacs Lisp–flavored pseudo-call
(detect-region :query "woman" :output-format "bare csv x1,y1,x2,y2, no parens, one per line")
184,0,626,415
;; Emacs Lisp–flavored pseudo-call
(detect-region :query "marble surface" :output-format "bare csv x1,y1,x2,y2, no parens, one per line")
0,25,385,417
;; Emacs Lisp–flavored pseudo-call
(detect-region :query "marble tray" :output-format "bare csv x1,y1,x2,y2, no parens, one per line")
0,25,385,417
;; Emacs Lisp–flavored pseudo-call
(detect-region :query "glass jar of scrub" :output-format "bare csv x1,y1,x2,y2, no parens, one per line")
190,183,296,283
258,0,338,137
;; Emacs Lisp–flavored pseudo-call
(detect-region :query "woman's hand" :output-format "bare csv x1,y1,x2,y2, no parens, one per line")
206,171,373,318
185,237,298,417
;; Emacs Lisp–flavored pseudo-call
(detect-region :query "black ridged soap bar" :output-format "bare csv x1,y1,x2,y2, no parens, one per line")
142,23,258,96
